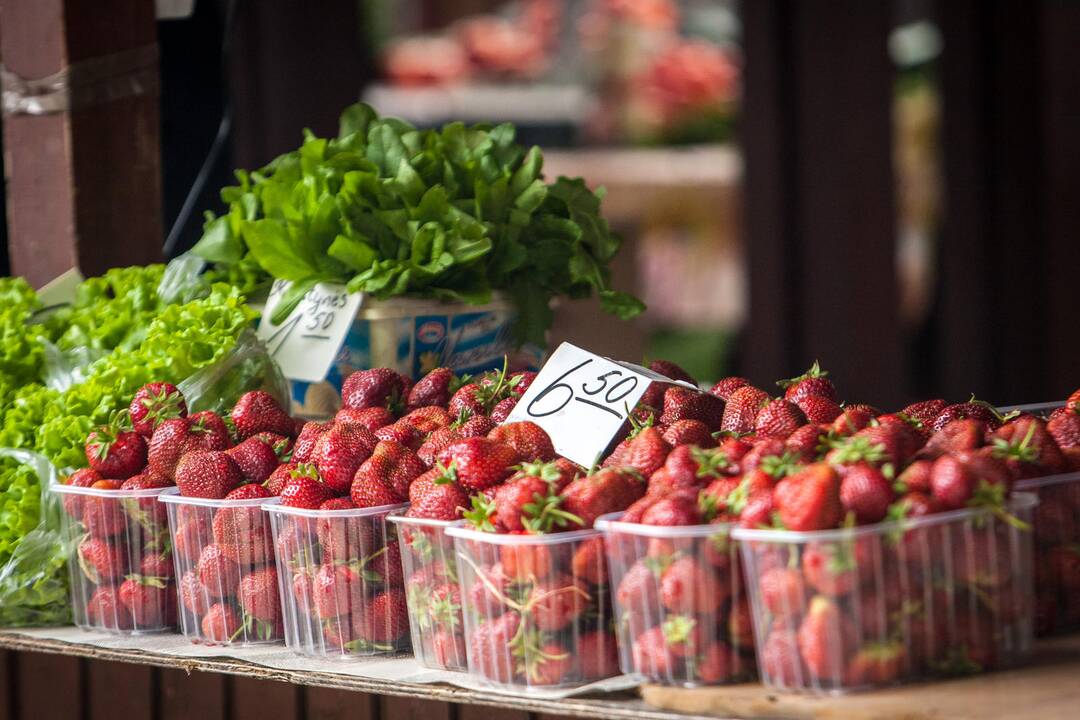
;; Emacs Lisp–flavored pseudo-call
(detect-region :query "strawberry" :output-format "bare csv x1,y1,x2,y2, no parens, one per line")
374,420,424,451
709,376,751,401
447,383,488,418
604,426,671,478
128,382,187,436
796,395,843,424
778,361,836,403
528,575,588,631
367,541,404,586
492,464,582,533
661,557,724,613
308,563,360,618
432,630,468,669
845,641,906,685
119,471,171,523
663,444,733,489
785,424,827,460
292,421,329,463
839,463,894,523
660,614,704,658
172,513,211,565
616,560,661,612
901,398,947,425
264,462,297,495
642,491,703,526
829,407,876,437
231,390,294,440
312,497,366,562
357,589,409,643
721,385,770,434
500,538,554,582
801,540,872,596
490,397,518,423
798,595,857,681
407,466,469,520
407,367,459,409
179,570,210,616
335,406,394,432
148,417,219,479
188,411,233,448
759,566,806,618
1067,388,1080,414
175,450,243,499
226,437,279,484
660,387,725,430
60,468,101,520
922,418,987,457
990,416,1065,479
118,575,171,626
932,400,1002,432
896,459,933,494
279,468,334,509
401,406,453,434
311,423,378,494
201,603,240,642
80,479,125,537
697,642,736,683
773,463,843,531
632,626,677,677
351,471,402,508
352,439,424,503
468,612,520,683
237,566,281,623
929,451,1009,510
761,627,805,685
728,596,756,649
661,419,715,448
570,535,608,585
508,370,537,397
457,414,497,438
488,421,556,461
86,586,132,630
77,536,127,583
755,398,807,439
139,551,174,581
436,437,520,491
649,359,697,385
578,630,620,679
417,427,462,467
561,467,646,528
341,368,411,411
1048,409,1080,449
197,544,241,598
85,421,147,480
212,486,274,564
738,489,777,528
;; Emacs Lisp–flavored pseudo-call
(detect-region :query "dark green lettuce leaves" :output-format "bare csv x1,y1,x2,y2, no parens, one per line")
193,104,644,344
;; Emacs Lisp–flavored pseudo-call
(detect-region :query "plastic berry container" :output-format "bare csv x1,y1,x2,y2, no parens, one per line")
53,482,176,634
731,493,1038,695
595,513,755,686
1015,471,1080,635
159,489,283,645
386,512,467,671
445,524,620,692
265,501,409,659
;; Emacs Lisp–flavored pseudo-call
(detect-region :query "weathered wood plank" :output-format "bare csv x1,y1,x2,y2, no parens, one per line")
230,676,301,720
14,653,81,720
87,660,154,720
306,686,379,720
381,696,453,720
160,667,227,720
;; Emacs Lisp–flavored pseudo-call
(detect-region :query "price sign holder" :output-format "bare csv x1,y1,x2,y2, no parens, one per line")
505,342,694,467
255,280,363,383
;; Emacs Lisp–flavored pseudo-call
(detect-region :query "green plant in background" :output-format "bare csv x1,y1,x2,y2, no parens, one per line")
192,103,644,346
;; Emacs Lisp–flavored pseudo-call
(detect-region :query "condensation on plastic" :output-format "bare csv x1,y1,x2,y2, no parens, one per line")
595,513,756,687
731,493,1038,695
0,449,70,626
52,482,175,633
178,328,290,416
265,502,409,660
387,512,467,671
446,525,620,692
160,489,283,646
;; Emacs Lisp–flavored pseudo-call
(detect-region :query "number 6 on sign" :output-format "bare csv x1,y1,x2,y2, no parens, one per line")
506,343,661,466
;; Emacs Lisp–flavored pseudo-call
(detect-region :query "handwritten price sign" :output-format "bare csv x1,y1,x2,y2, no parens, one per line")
256,280,363,382
506,343,686,466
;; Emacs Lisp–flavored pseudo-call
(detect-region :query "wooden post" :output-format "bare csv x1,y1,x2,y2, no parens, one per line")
0,0,162,287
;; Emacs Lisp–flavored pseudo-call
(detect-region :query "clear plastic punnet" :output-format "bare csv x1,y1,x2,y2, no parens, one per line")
595,513,756,686
445,524,620,692
159,489,283,645
1015,471,1080,635
266,501,409,659
53,482,176,634
386,512,466,671
731,493,1038,694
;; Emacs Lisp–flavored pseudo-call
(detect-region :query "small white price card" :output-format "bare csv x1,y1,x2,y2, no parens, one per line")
506,342,674,466
256,280,363,383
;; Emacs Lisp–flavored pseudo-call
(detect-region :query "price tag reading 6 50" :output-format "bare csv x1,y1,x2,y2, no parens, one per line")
505,343,656,466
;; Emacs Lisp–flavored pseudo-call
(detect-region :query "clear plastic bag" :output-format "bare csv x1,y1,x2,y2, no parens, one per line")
39,338,108,392
157,252,210,306
0,449,71,627
179,328,290,415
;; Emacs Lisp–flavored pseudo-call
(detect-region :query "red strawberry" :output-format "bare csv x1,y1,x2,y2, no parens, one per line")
932,400,1002,432
60,468,101,520
226,437,279,484
196,544,240,598
407,367,458,409
528,575,588,631
493,464,581,533
351,472,402,508
352,439,424,503
785,424,826,460
755,398,807,439
990,416,1065,479
798,595,856,681
721,385,770,434
1048,409,1080,449
659,614,704,659
374,420,424,451
264,462,297,495
922,418,987,457
578,630,620,679
773,463,843,531
279,469,334,509
728,597,756,649
488,421,555,461
436,437,520,491
341,368,410,411
118,575,171,626
139,551,174,581
77,536,127,583
649,359,697,385
335,406,394,432
186,411,232,449
570,535,608,585
901,399,947,425
179,570,210,616
468,612,520,683
407,467,469,520
778,361,836,403
709,376,751,401
357,589,409,643
86,586,132,630
616,561,660,615
417,427,462,467
604,426,671,478
561,467,646,528
401,406,453,434
81,479,125,537
839,463,894,523
829,407,876,437
633,626,678,677
845,641,906,685
175,450,243,499
237,566,281,623
661,419,715,448
642,493,703,526
661,556,725,613
796,395,843,424
120,471,172,524
660,386,725,430
896,459,933,494
738,489,777,528
432,629,468,668
663,444,732,488
457,414,497,438
1067,389,1080,414
308,563,360,618
128,382,187,436
148,417,217,479
447,383,487,418
85,423,147,480
801,540,871,596
928,453,1008,510
201,603,240,642
697,642,735,683
292,421,329,463
249,431,292,459
312,423,378,494
489,397,517,424
231,390,294,440
213,487,274,564
499,538,555,582
761,627,804,685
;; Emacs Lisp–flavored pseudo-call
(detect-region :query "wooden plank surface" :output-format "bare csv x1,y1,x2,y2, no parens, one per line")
0,651,11,720
230,676,302,720
14,653,81,720
381,696,453,720
460,706,530,720
306,686,379,720
87,660,154,720
160,667,227,720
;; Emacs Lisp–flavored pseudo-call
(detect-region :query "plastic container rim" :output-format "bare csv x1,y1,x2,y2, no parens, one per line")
446,523,601,545
158,486,280,508
595,511,735,539
263,501,407,518
731,492,1038,544
385,509,458,529
50,482,174,499
1014,469,1080,491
